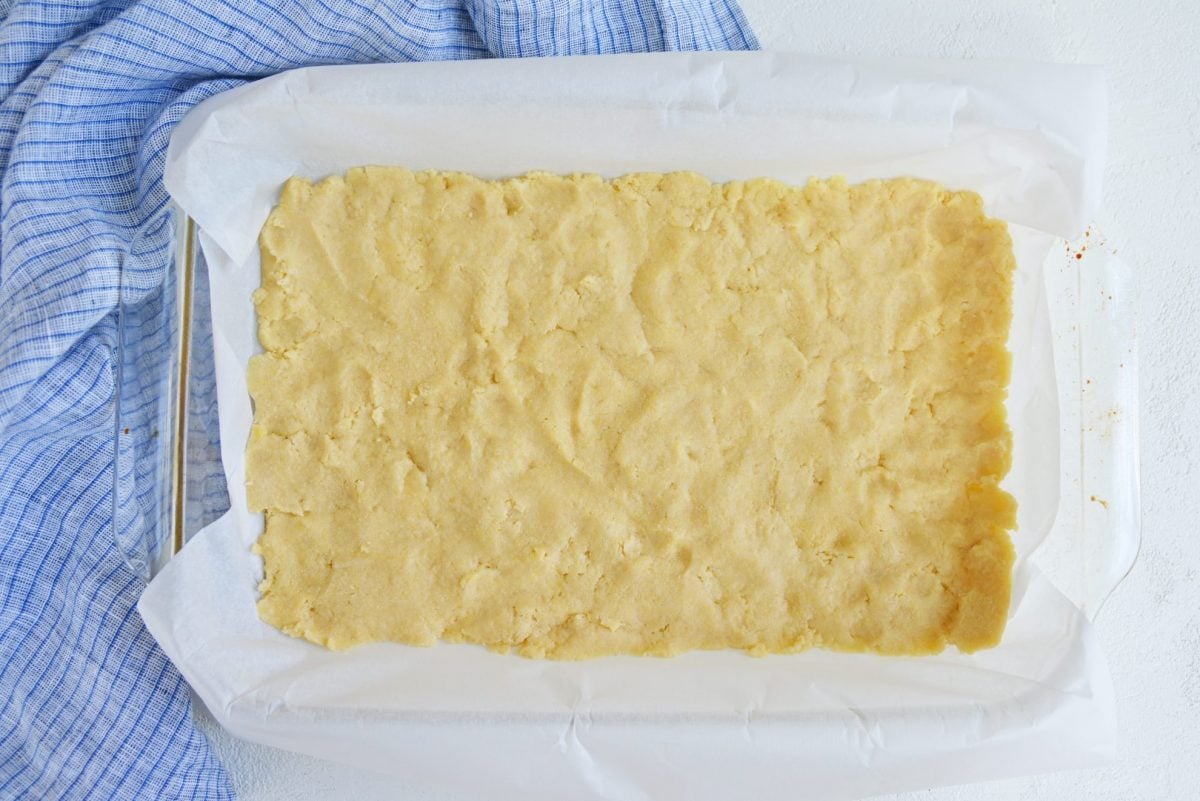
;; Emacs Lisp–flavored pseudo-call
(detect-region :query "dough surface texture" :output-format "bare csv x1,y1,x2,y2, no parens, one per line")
248,167,1016,658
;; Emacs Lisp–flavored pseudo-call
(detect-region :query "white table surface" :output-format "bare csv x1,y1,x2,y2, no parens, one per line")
198,1,1200,798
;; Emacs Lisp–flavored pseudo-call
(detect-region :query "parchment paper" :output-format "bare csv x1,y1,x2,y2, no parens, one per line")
143,52,1116,800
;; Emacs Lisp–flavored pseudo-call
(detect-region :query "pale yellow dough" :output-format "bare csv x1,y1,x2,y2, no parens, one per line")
248,167,1017,658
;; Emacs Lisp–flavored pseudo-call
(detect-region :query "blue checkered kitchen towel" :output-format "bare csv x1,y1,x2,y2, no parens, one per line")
0,2,758,798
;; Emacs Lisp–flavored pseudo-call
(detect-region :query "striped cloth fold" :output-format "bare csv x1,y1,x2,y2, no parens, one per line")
0,2,758,798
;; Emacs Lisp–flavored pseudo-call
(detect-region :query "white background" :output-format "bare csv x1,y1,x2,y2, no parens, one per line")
198,1,1200,798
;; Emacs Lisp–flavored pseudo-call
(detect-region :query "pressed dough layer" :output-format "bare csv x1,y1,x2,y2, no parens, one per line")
248,167,1017,658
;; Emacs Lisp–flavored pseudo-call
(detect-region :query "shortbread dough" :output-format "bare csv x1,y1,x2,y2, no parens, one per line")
248,167,1016,658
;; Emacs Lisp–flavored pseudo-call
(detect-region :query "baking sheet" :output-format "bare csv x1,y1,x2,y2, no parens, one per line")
143,52,1121,800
